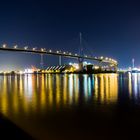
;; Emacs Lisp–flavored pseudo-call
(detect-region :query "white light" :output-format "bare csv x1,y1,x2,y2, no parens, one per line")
24,69,33,74
75,65,79,69
63,52,66,54
100,56,103,59
33,47,36,51
57,51,59,53
69,52,72,55
75,54,77,56
41,48,44,51
24,46,28,50
2,44,6,48
19,71,24,74
49,50,52,52
14,45,18,49
84,61,87,64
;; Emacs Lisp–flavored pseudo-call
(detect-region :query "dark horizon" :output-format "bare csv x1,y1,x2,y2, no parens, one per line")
0,0,140,70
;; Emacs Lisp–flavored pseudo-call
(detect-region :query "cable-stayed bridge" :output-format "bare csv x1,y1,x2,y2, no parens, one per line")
0,44,118,68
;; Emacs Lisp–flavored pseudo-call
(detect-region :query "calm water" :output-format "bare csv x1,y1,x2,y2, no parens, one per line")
0,73,140,140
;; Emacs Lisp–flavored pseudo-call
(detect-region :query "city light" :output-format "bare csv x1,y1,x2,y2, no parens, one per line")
2,44,6,48
32,47,37,51
24,46,28,50
14,45,18,49
24,69,34,74
100,56,103,59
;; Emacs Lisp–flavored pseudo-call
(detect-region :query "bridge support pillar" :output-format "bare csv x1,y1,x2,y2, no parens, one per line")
98,61,103,72
78,62,84,71
114,65,118,72
40,54,44,69
59,56,62,65
78,57,84,71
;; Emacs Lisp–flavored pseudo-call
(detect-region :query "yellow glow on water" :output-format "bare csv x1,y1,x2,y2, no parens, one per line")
0,73,128,140
48,74,53,107
94,75,98,100
0,74,120,118
84,75,88,101
73,74,79,104
56,74,61,107
99,74,104,103
63,74,68,105
40,74,46,110
94,74,118,104
68,74,74,104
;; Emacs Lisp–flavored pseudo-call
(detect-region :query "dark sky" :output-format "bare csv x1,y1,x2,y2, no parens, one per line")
0,0,140,70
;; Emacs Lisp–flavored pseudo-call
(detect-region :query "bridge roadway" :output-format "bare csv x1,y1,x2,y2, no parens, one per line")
0,47,118,66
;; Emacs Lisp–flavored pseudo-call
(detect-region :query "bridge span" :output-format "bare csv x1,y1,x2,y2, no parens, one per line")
0,45,118,67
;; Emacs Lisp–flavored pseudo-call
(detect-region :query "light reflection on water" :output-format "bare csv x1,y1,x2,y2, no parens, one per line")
0,73,140,139
0,74,119,116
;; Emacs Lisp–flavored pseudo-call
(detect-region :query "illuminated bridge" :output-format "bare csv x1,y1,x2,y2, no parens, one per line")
0,44,118,69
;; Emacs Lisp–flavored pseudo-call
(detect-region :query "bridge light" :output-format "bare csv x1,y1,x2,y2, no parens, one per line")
49,50,52,52
14,45,18,49
75,53,77,56
24,46,28,50
2,44,6,48
63,52,66,54
57,51,59,53
33,47,37,51
84,55,87,57
100,56,103,59
41,48,44,51
69,52,72,55
105,57,108,60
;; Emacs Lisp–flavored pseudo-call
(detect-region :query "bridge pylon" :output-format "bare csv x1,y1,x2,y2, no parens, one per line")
78,32,84,71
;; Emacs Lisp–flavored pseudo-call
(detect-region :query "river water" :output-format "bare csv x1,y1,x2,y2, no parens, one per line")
0,73,140,140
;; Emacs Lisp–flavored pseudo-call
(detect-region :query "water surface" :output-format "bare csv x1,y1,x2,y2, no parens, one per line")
0,73,140,140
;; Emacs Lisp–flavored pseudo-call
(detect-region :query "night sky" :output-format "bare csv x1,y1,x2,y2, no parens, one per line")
0,0,140,70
